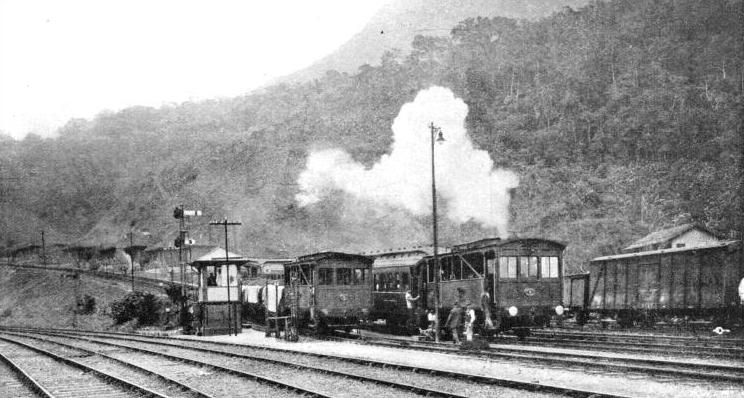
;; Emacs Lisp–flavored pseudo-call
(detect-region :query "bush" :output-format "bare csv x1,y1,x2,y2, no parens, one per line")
75,294,96,315
0,308,11,318
110,291,162,326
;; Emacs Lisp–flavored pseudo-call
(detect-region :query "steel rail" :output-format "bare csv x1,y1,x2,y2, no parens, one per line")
0,350,56,398
511,335,744,359
1,332,215,398
531,329,744,346
0,334,171,398
20,329,472,398
21,327,633,398
5,330,332,398
344,335,744,384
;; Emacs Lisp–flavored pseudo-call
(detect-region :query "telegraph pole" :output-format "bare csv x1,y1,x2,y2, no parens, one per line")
209,218,241,336
129,231,135,291
41,230,46,269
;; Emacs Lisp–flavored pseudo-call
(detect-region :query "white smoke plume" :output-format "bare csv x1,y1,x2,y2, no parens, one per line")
296,86,519,236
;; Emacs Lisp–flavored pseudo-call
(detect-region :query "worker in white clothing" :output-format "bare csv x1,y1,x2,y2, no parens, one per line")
405,289,420,309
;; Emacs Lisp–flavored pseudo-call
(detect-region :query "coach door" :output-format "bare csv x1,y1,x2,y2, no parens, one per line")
486,254,497,303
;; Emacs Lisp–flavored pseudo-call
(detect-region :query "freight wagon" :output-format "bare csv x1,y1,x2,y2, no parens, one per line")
581,240,743,328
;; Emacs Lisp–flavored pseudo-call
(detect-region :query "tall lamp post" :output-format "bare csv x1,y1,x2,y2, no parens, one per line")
429,122,445,342
129,231,135,291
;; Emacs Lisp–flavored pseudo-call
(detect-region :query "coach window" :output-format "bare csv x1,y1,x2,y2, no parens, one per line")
374,274,380,291
519,257,529,278
353,268,365,284
454,257,462,280
521,256,538,278
402,272,410,290
487,258,497,275
301,264,313,284
337,268,352,285
550,257,559,277
540,257,559,278
319,268,333,285
499,257,518,279
394,272,401,290
427,260,435,283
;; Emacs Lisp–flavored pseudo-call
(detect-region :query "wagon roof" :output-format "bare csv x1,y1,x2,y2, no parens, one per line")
591,240,740,262
451,237,567,252
294,251,373,264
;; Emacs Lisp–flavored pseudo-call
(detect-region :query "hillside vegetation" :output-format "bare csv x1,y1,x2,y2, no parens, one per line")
0,268,132,329
1,0,741,271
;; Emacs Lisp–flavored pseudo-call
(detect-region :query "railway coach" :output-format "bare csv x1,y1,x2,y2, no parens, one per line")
283,252,373,333
418,237,566,337
581,240,743,328
368,247,436,331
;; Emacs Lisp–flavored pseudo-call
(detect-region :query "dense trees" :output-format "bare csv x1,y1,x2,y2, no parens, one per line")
1,0,741,270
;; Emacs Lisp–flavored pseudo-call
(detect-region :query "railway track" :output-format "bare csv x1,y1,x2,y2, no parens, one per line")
1,326,633,398
0,348,50,398
334,331,744,386
531,329,744,346
522,330,744,359
0,334,172,398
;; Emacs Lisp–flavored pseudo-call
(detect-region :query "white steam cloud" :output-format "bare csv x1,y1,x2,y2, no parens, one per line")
296,86,519,235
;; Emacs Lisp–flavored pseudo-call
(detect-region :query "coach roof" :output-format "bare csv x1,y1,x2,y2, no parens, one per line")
295,251,372,264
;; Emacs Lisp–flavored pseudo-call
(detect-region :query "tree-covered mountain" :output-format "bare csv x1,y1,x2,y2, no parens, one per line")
1,0,741,271
277,0,590,84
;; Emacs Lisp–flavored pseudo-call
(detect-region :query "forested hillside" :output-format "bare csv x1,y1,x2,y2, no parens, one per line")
1,0,741,271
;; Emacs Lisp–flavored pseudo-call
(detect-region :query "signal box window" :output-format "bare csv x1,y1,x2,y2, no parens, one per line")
337,268,352,285
319,268,333,285
499,257,518,279
540,257,559,278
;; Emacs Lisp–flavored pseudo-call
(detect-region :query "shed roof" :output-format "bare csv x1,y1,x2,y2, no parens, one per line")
622,224,719,252
244,258,293,274
190,247,253,266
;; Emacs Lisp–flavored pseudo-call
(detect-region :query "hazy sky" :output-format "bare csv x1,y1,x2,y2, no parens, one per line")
0,0,390,139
